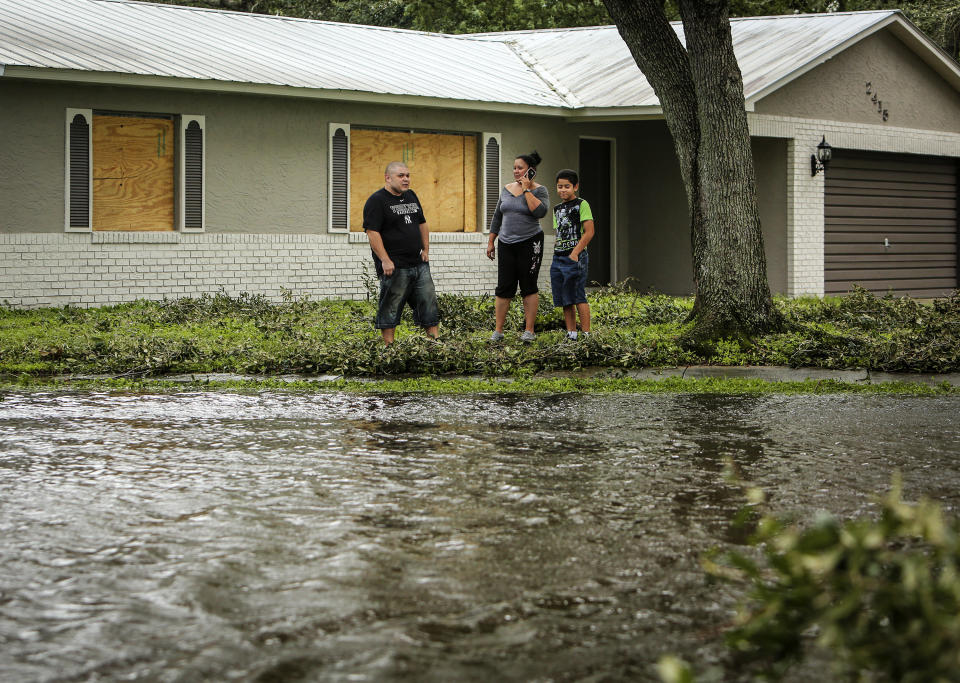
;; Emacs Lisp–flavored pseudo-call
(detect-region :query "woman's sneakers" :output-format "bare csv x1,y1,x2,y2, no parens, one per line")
566,330,578,341
489,330,541,342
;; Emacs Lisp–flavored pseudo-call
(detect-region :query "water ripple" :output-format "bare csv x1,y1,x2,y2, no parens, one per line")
0,390,958,681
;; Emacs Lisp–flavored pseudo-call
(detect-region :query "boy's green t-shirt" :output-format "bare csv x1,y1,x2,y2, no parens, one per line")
552,197,594,253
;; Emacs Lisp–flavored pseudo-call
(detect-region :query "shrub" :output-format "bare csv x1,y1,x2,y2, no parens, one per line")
774,288,960,373
782,286,928,330
702,475,960,681
0,287,957,377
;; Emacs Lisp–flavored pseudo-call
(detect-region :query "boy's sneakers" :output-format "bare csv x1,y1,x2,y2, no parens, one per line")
566,331,578,341
520,330,536,342
490,331,505,342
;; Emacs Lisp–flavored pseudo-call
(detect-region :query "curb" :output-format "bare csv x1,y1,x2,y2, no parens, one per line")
53,366,960,387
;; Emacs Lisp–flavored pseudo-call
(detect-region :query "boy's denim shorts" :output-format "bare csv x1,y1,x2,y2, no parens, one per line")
376,262,439,329
550,250,589,307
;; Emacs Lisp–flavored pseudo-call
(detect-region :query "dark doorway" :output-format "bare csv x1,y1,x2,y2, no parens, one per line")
578,138,613,286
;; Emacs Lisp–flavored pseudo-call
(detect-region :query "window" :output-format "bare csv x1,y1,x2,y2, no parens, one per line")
328,124,501,233
65,109,205,232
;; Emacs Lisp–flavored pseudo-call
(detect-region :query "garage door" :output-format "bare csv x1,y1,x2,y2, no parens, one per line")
825,150,957,297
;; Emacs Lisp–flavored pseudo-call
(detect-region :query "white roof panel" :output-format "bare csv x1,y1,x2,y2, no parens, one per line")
0,2,947,114
471,11,900,109
731,12,898,101
0,0,568,107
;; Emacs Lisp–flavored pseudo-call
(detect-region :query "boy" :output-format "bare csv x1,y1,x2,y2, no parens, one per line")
550,169,594,340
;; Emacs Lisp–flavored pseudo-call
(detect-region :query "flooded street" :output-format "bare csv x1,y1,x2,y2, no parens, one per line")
1,390,959,682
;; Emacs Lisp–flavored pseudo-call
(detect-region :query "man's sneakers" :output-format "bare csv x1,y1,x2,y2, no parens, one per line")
490,331,505,342
565,330,578,341
520,330,536,342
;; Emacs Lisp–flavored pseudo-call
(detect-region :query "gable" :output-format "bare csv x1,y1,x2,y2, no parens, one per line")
754,28,960,133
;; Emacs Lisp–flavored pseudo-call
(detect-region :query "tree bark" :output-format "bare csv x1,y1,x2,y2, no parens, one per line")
603,0,781,345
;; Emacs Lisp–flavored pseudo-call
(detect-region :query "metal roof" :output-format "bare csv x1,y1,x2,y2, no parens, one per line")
0,1,953,115
0,0,568,108
471,11,906,110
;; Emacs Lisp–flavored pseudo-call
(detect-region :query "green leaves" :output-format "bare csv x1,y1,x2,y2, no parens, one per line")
0,287,957,378
404,0,610,34
781,288,960,373
706,474,960,681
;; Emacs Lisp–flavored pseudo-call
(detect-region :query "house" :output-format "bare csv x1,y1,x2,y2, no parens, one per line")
0,0,958,307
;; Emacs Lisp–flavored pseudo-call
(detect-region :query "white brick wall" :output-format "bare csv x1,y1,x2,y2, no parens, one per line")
0,231,556,308
749,114,960,297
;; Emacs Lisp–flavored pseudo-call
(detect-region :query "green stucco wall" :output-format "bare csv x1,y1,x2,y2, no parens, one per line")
0,79,628,237
621,121,788,295
0,79,781,295
754,137,788,295
0,80,66,234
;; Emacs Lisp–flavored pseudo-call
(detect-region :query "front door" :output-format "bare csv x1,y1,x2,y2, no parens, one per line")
578,138,613,286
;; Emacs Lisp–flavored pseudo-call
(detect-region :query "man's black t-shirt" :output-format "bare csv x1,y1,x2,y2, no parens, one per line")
362,188,427,276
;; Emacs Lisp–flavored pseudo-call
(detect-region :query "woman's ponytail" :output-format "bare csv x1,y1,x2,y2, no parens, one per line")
518,150,541,169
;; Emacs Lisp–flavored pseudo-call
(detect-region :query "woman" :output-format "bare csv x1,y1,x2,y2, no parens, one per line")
485,150,549,342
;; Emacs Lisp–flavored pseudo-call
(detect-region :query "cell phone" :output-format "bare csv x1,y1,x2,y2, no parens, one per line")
526,167,537,180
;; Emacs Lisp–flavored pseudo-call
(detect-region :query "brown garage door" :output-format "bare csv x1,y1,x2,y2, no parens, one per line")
825,150,957,297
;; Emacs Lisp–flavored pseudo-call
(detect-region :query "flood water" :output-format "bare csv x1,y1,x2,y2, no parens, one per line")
1,390,959,682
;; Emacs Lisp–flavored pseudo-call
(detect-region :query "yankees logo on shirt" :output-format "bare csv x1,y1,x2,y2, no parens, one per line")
362,189,427,277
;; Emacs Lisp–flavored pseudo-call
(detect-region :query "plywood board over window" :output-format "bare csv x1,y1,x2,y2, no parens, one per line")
93,115,175,231
349,129,477,232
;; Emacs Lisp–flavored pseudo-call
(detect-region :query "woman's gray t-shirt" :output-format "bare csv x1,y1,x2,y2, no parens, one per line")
489,185,550,244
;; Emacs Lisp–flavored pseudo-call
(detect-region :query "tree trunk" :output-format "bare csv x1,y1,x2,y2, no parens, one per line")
603,0,781,345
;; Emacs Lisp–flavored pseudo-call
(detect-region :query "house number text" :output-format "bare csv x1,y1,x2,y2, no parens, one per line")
865,82,889,121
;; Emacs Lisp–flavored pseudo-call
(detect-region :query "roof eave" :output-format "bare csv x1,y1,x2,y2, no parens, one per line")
564,106,664,122
0,65,572,116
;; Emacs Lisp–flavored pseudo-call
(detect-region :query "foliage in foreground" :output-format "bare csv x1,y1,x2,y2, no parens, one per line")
662,475,960,682
0,285,957,377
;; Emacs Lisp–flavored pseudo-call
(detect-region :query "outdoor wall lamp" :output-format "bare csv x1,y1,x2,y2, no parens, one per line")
811,135,832,176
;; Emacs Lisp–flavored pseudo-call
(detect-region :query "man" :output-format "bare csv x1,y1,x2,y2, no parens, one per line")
363,161,439,345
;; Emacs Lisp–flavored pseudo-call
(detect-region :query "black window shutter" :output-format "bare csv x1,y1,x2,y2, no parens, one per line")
184,120,203,230
331,127,349,230
69,114,90,229
484,135,501,229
